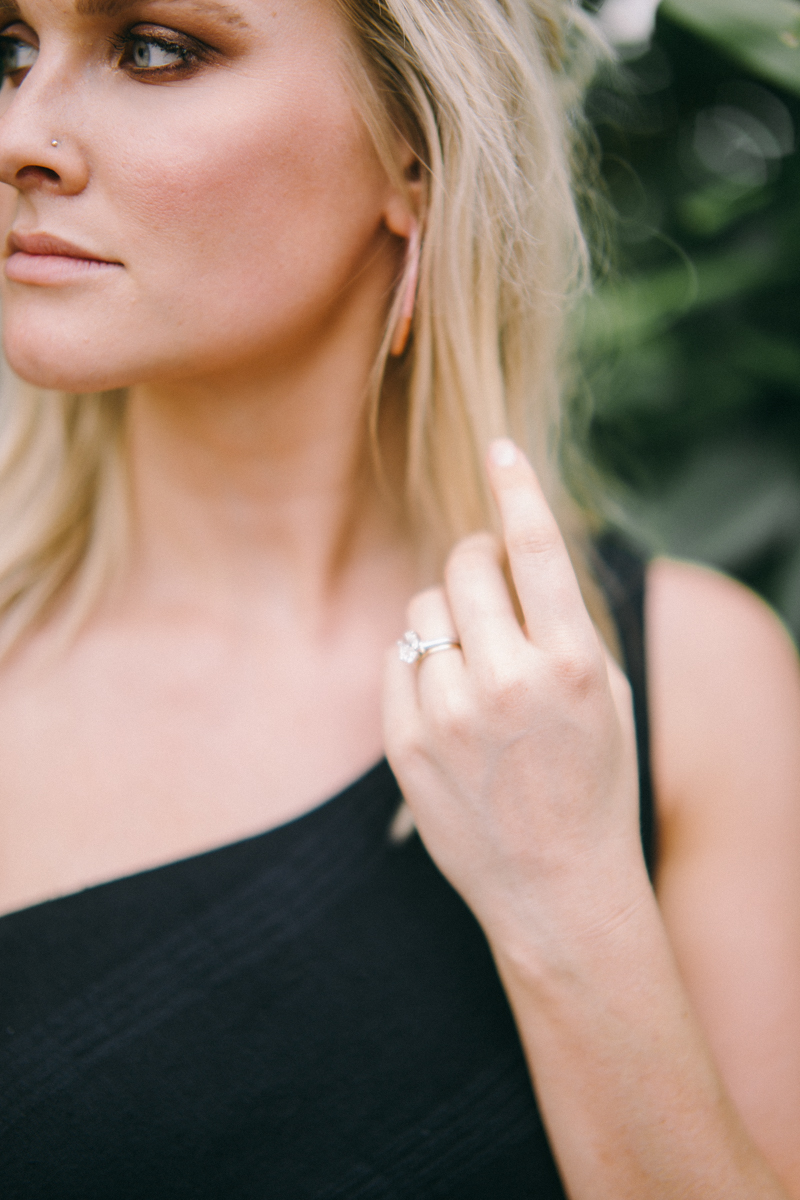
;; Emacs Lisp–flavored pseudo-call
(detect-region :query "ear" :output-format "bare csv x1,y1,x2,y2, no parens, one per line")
383,136,425,239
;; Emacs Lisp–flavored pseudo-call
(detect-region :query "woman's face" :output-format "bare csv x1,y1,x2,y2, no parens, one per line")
0,0,406,391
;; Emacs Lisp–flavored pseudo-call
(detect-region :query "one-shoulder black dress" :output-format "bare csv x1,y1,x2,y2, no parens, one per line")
0,537,654,1199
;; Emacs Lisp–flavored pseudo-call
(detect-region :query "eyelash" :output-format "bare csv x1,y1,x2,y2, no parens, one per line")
0,25,211,85
0,36,37,82
112,28,208,77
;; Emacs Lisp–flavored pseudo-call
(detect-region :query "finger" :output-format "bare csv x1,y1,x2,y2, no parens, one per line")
382,639,424,760
486,439,597,649
406,585,459,643
382,587,462,760
405,586,466,702
444,532,529,671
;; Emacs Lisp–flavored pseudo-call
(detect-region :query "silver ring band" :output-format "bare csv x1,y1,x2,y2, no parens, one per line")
397,630,461,664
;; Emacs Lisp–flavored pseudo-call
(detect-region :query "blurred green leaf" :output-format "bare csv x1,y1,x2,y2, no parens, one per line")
581,240,787,354
660,0,800,96
626,442,800,565
677,182,773,238
582,14,800,635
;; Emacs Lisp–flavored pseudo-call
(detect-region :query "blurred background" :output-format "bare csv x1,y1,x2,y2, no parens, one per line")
579,0,800,639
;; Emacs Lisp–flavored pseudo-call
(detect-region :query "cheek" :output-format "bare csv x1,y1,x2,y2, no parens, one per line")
113,69,390,347
0,49,397,392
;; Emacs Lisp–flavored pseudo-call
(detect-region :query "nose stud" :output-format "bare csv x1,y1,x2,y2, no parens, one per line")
50,140,58,147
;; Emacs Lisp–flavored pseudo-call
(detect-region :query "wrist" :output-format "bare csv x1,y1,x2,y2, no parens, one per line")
480,841,658,993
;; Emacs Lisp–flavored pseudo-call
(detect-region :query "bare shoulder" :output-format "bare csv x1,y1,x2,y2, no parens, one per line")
645,558,800,1188
646,556,800,828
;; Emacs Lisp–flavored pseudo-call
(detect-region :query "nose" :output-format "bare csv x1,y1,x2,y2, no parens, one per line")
0,62,89,197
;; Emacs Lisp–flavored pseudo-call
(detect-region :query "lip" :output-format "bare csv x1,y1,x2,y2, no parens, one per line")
5,231,123,285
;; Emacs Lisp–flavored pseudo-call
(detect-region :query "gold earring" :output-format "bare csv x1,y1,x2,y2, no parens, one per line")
390,222,421,357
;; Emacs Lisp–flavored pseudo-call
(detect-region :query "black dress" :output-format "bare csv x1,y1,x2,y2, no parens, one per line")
0,537,653,1199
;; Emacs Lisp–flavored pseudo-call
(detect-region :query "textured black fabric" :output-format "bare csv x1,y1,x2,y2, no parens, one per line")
593,533,656,876
0,540,652,1199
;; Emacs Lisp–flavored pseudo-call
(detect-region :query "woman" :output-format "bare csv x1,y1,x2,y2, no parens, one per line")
0,0,797,1195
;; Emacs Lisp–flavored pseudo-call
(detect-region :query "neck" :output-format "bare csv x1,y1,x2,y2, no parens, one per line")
121,337,412,627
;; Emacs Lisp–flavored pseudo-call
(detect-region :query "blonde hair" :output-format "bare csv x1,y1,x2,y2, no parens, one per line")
0,0,611,654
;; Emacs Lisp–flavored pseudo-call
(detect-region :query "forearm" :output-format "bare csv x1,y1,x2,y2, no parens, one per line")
491,858,790,1200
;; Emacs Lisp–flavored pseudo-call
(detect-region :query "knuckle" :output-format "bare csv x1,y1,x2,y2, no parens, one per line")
429,687,474,741
448,531,499,563
403,739,432,773
386,723,428,772
445,532,500,583
481,660,531,718
549,642,602,697
504,521,560,561
407,585,447,628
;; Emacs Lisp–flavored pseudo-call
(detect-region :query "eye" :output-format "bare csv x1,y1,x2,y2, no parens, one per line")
128,36,186,70
117,27,208,77
0,36,38,81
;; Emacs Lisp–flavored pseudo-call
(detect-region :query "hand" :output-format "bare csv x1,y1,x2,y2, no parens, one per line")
383,440,645,954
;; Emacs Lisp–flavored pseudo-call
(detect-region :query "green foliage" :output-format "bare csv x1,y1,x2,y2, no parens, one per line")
662,0,800,97
582,3,800,636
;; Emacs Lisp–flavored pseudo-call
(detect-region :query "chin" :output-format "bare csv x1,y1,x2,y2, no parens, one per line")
2,323,129,394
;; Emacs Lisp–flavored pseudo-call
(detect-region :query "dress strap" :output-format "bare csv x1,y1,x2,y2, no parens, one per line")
593,533,657,879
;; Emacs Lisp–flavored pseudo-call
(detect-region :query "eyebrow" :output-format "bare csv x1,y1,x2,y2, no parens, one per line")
0,0,250,29
76,0,249,25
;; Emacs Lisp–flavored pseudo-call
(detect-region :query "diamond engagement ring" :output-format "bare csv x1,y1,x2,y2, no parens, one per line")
397,630,461,664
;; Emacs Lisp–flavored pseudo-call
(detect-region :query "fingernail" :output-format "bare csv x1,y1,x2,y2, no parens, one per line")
490,439,517,468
